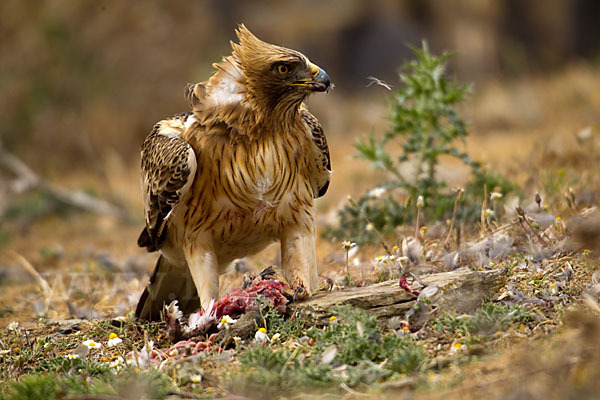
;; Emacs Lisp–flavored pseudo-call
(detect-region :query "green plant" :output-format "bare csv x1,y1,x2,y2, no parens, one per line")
229,347,336,399
35,355,111,377
307,306,425,373
4,374,58,400
2,368,174,400
433,303,533,336
256,296,306,340
325,42,514,243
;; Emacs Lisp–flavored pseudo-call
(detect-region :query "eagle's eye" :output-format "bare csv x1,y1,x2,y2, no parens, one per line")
277,64,290,75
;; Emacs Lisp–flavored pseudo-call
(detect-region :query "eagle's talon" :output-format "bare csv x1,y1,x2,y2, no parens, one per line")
292,285,309,302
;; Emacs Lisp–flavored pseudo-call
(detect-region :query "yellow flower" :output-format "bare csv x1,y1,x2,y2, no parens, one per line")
109,332,118,340
329,316,337,323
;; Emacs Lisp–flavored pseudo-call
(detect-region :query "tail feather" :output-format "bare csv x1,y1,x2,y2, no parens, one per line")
136,255,200,321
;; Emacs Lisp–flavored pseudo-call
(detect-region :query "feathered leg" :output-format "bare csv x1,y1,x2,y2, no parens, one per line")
280,218,319,294
183,237,220,309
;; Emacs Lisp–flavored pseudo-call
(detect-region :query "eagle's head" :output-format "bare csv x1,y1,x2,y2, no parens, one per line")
185,25,331,137
231,24,331,112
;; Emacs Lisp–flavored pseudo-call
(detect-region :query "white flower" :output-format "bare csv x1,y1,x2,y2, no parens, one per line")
449,342,467,354
254,328,270,344
375,255,388,264
107,336,123,347
190,375,202,383
217,315,236,330
417,196,424,208
127,340,156,369
142,340,154,354
233,336,242,344
8,321,18,331
368,187,386,198
271,333,281,342
82,340,102,350
366,223,374,231
109,356,124,373
484,209,494,218
490,192,503,200
66,353,80,360
0,349,11,355
342,241,357,250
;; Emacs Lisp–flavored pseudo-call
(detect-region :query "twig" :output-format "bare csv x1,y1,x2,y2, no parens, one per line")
0,144,126,219
515,207,549,246
65,396,125,400
475,221,517,241
480,183,488,232
9,251,51,313
441,188,464,250
348,197,393,255
165,391,204,399
340,382,371,397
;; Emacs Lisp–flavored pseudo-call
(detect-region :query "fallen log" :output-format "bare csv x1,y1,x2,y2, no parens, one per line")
289,267,503,326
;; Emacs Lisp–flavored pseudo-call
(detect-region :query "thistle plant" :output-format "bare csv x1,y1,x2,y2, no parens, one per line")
356,41,478,200
325,41,513,243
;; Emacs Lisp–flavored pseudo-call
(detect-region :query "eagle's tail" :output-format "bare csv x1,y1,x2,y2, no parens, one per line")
135,255,200,321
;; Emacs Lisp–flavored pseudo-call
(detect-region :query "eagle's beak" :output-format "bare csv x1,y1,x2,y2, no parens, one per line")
312,67,331,92
292,63,331,92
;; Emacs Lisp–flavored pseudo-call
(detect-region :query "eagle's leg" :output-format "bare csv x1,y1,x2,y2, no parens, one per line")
183,238,219,310
280,221,319,295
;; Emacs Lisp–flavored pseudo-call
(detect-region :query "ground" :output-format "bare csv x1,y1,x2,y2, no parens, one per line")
1,63,600,399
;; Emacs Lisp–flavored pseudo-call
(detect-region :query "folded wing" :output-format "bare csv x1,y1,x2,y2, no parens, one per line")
138,112,198,251
301,108,331,198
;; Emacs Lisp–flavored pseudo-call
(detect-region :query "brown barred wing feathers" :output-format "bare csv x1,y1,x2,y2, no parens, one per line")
301,109,331,198
138,113,197,251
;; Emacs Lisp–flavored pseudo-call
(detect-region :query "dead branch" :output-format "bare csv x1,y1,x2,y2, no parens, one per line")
290,268,502,326
0,140,126,219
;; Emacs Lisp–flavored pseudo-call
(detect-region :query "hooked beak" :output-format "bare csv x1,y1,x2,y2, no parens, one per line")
292,63,331,92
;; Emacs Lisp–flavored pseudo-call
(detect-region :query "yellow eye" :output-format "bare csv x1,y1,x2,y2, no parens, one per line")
277,64,289,74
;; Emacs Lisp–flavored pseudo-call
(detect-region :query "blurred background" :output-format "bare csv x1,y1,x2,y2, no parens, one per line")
2,0,600,171
1,0,600,320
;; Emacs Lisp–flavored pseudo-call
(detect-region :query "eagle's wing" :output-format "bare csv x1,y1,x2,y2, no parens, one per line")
301,109,331,198
137,112,198,251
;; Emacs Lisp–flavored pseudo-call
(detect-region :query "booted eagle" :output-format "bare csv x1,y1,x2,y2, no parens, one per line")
136,25,332,320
